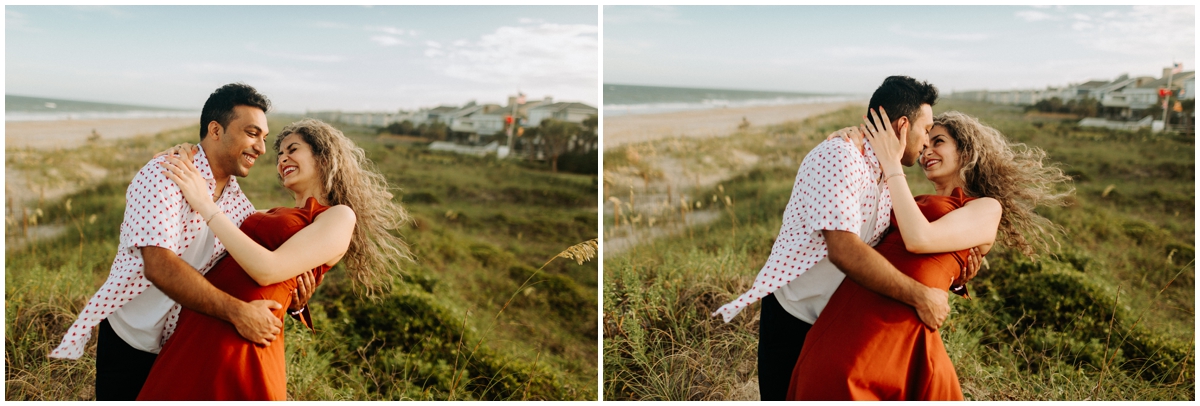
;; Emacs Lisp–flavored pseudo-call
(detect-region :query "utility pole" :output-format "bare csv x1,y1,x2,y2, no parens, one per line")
1162,63,1181,132
505,91,524,157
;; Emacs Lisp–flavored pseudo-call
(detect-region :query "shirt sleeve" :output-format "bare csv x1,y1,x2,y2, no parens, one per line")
119,157,187,252
798,139,866,233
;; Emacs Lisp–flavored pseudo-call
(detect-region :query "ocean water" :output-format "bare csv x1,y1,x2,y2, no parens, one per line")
5,94,193,121
604,84,861,116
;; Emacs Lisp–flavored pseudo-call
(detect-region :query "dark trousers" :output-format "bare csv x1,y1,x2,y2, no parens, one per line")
95,319,158,401
756,293,813,401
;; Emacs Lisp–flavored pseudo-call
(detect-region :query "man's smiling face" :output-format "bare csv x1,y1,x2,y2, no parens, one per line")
213,105,268,178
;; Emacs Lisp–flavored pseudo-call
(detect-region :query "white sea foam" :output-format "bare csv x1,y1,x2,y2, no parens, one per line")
604,95,861,117
6,110,196,122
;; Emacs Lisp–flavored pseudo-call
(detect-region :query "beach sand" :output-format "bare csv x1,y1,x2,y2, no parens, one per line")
602,100,865,150
5,117,196,150
6,117,197,246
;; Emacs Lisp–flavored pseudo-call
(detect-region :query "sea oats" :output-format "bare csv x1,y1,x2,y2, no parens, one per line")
554,238,598,266
609,196,623,227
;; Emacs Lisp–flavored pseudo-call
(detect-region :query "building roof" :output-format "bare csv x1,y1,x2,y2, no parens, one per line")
1136,71,1196,89
427,105,459,115
528,102,597,113
1075,80,1112,90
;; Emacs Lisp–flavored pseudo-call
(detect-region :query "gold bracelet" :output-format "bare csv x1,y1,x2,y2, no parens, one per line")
883,172,906,183
204,210,221,224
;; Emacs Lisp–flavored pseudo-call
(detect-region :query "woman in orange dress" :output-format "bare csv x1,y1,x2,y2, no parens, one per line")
787,109,1071,400
137,119,412,400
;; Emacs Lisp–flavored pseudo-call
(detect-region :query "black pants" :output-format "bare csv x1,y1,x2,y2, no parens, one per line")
756,293,813,401
95,319,158,401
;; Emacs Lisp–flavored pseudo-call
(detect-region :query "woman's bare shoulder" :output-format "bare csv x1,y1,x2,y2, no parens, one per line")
318,204,357,221
964,196,1002,214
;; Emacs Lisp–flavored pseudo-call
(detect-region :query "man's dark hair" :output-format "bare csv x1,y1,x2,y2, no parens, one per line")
199,83,271,140
867,76,938,126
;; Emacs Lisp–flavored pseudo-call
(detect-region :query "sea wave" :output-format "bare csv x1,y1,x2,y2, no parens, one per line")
604,95,862,117
5,110,197,122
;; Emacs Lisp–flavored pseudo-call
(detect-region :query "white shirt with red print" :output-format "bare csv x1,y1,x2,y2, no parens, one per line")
50,146,255,359
712,138,892,323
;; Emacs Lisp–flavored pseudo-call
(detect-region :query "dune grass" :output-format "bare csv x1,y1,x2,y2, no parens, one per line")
602,100,1194,400
5,117,598,400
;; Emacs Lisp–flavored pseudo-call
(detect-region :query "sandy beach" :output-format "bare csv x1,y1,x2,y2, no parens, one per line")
5,117,197,150
602,100,865,150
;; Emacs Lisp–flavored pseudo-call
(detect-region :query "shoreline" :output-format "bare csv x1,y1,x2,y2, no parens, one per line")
601,100,865,150
5,117,197,150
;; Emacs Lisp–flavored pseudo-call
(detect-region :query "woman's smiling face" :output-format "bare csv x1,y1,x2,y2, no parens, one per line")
919,124,961,182
276,132,321,195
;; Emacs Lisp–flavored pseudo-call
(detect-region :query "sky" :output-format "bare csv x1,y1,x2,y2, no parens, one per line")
6,6,598,112
605,5,1195,95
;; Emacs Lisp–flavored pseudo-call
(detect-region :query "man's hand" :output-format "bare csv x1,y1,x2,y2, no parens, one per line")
143,246,285,345
823,230,951,330
950,246,985,297
229,299,283,346
288,270,319,312
913,285,949,330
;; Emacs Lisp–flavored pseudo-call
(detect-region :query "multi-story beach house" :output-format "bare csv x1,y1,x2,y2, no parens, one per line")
947,66,1195,133
525,101,599,127
304,93,598,159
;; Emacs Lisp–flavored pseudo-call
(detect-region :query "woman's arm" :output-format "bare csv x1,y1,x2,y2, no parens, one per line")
864,107,1002,254
208,205,354,285
159,155,355,286
884,176,1001,253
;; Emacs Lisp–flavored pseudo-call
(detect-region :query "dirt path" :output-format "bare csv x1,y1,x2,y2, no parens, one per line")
6,118,196,249
603,103,864,256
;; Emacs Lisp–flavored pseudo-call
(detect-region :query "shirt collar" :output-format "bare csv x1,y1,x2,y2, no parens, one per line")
861,139,884,179
193,145,216,181
194,145,243,198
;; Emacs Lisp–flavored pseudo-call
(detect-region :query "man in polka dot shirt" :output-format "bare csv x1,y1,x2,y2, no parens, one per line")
712,76,979,400
50,83,308,400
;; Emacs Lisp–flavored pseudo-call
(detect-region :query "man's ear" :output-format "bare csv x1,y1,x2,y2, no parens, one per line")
206,120,223,140
893,116,910,138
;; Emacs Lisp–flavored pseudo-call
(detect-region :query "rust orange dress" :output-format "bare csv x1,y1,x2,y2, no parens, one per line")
787,188,974,401
137,197,331,401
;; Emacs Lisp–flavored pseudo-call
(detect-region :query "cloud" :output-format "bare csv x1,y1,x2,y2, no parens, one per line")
889,25,990,42
6,9,34,32
1066,6,1195,57
423,21,598,87
314,21,352,30
180,62,338,94
1015,10,1057,22
367,25,416,36
371,35,405,47
1010,6,1193,60
245,44,346,63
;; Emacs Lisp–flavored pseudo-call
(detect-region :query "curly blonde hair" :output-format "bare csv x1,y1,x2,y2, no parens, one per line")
933,111,1074,258
274,119,413,294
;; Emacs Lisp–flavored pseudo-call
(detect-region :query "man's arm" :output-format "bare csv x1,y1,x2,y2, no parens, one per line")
823,230,949,330
142,247,283,346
